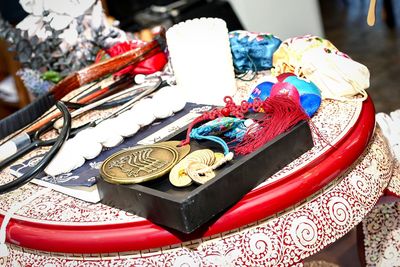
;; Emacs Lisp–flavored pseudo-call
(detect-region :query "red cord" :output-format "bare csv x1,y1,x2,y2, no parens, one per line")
180,96,322,155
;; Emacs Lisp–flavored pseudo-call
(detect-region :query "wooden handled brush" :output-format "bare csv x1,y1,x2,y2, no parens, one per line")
51,40,161,100
0,35,166,139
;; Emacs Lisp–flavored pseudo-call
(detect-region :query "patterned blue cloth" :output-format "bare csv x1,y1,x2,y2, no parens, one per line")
190,117,245,155
229,30,282,73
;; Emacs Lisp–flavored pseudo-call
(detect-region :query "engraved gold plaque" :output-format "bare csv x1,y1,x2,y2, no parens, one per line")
100,144,179,184
157,141,190,162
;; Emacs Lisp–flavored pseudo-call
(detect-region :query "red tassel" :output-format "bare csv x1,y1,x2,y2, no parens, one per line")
234,95,309,155
180,96,328,154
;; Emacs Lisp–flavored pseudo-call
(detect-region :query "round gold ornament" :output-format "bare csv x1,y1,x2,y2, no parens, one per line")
169,149,216,187
186,162,216,184
101,144,181,184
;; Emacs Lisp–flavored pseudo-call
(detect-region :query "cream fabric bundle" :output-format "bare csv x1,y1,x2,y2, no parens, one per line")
300,48,369,101
272,35,370,101
272,35,338,75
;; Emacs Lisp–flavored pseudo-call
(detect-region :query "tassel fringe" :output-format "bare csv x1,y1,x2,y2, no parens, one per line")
234,95,310,155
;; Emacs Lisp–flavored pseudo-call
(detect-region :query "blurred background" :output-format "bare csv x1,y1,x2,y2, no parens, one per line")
1,0,399,117
0,0,398,265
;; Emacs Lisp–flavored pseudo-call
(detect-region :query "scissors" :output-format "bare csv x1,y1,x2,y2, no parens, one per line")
0,102,71,194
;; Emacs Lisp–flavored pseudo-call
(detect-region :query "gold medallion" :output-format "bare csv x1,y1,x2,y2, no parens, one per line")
156,141,190,162
101,144,179,184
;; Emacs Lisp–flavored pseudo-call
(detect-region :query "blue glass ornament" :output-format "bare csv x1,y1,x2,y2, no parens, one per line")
283,76,322,117
248,81,274,104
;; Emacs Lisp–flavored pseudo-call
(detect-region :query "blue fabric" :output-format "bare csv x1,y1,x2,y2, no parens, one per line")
229,31,282,73
248,81,274,104
190,117,245,155
191,117,243,136
300,94,321,117
283,76,321,117
223,120,248,142
283,76,320,95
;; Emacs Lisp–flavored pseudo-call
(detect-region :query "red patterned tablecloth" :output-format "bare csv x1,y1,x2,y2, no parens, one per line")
0,75,394,266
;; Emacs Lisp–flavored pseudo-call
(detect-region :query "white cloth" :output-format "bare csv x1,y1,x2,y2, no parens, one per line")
376,110,400,160
301,49,370,101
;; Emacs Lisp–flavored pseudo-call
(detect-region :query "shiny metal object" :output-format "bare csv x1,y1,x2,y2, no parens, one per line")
101,141,190,184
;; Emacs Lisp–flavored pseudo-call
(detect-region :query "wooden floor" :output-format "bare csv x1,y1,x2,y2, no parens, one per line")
319,0,400,113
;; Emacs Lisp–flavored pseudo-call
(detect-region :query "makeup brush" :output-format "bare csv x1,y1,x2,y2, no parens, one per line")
25,75,136,133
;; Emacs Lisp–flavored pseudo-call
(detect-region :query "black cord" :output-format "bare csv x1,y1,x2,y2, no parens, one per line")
235,53,258,81
0,79,102,147
0,102,71,194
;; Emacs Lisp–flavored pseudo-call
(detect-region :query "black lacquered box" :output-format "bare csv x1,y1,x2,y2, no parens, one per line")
97,120,313,233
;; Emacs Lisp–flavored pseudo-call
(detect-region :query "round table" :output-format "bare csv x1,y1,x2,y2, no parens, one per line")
0,94,393,266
